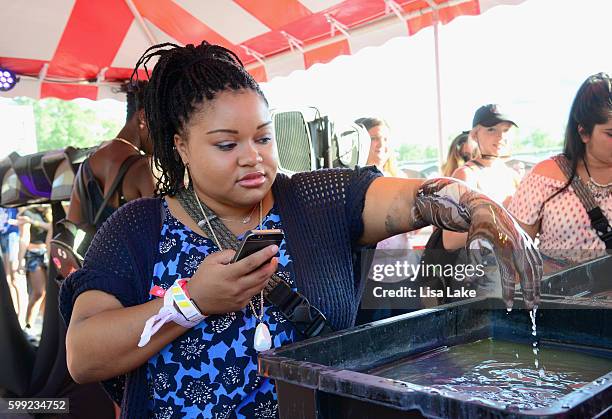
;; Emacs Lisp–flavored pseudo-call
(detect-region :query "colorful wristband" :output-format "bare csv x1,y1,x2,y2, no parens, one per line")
170,279,206,323
138,287,200,347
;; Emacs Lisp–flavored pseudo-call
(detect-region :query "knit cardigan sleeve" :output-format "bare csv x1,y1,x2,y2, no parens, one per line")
280,165,382,243
58,197,162,414
273,166,382,330
59,197,162,327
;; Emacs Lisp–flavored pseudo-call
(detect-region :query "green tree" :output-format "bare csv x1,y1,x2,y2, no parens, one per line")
12,97,121,152
513,129,563,153
397,143,438,162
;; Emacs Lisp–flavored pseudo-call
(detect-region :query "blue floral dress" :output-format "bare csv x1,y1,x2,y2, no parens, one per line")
146,201,298,418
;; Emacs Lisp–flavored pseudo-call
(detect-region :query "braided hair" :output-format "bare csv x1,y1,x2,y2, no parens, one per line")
120,80,148,122
130,41,268,196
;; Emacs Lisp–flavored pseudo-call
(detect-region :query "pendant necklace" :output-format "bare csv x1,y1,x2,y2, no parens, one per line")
583,157,612,201
194,193,272,352
214,204,259,224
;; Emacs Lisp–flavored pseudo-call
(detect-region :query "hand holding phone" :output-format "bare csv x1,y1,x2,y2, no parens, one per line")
232,229,284,264
186,244,279,315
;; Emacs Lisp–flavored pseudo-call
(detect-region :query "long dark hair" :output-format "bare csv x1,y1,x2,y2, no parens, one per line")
130,41,267,196
542,72,611,207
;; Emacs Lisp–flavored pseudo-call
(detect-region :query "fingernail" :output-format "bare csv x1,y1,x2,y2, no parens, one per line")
270,245,279,253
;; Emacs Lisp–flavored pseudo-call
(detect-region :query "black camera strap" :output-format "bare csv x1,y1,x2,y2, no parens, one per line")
554,155,612,249
175,188,333,338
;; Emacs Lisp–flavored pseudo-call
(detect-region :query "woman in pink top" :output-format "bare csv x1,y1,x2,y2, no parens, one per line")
508,73,612,269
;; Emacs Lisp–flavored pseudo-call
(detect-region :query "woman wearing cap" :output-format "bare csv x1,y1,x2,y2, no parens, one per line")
443,104,522,251
508,73,611,268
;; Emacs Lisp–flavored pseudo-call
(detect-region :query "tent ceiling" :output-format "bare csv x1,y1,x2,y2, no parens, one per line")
0,0,525,100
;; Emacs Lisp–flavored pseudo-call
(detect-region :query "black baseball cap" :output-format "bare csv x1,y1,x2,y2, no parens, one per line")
472,104,518,128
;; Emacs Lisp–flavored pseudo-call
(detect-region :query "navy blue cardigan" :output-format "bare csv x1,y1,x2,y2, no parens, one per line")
59,167,381,418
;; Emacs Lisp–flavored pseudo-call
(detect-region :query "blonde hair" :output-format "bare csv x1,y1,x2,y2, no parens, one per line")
441,132,478,177
355,116,401,177
382,155,400,177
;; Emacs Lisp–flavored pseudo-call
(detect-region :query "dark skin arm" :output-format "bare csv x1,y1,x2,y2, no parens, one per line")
66,186,84,226
360,177,425,244
66,244,278,383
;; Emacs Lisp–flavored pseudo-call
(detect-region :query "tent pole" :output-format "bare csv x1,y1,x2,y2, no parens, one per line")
124,0,158,46
426,1,445,170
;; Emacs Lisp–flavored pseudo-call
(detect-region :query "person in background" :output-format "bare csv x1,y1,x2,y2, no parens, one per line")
17,205,52,337
59,41,540,418
53,80,155,418
355,116,412,249
66,80,154,232
354,117,412,323
508,72,612,268
443,104,522,251
0,206,23,322
418,105,522,305
355,117,403,177
441,131,479,177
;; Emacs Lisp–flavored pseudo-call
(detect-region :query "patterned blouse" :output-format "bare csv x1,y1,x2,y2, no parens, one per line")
508,171,611,263
146,201,297,418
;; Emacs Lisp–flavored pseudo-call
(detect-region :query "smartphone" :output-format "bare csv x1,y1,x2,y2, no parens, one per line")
232,229,284,263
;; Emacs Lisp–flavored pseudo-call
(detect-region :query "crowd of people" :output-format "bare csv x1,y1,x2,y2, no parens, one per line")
53,41,542,418
0,38,609,418
0,76,157,418
433,73,611,272
0,204,52,340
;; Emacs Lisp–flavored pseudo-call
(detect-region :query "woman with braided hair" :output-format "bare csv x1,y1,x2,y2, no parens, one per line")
59,41,541,418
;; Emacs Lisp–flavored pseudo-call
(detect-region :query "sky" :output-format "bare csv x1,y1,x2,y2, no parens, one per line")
260,0,612,149
1,0,611,157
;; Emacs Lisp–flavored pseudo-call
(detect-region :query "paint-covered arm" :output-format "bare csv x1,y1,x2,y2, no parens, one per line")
361,177,542,309
412,178,542,309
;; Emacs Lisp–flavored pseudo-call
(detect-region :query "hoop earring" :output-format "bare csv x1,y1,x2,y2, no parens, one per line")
183,163,190,190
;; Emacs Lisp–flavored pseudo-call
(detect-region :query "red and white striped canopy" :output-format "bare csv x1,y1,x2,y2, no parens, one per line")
1,0,524,101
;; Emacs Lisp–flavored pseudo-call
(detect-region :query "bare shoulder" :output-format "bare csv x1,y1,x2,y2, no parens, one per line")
451,165,470,181
530,158,566,183
123,156,155,198
126,155,151,174
88,142,127,176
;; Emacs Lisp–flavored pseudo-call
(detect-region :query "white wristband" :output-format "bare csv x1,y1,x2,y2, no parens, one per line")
138,288,200,347
170,279,207,323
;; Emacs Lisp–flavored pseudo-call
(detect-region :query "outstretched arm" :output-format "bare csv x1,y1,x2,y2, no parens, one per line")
360,177,542,309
